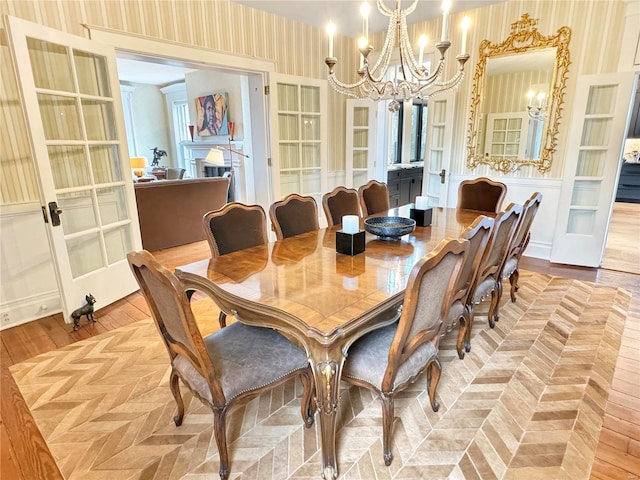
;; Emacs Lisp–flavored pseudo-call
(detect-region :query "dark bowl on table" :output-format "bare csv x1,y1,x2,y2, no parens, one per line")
364,216,416,240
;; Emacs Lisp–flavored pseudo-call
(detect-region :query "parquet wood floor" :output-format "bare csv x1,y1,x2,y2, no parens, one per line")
1,241,639,479
602,202,640,274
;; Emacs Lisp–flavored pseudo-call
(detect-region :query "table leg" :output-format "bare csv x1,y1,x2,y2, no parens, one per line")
309,347,346,480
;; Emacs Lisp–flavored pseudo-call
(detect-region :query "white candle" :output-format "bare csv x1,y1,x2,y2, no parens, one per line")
537,92,545,108
460,16,470,54
327,22,335,57
441,0,451,41
526,90,535,108
342,215,360,234
360,2,370,40
358,36,368,69
415,196,429,210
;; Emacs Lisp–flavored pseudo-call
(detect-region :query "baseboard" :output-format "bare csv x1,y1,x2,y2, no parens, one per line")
0,291,62,331
522,240,552,261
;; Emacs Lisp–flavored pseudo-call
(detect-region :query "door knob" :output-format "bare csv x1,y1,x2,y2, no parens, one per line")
48,201,62,227
439,169,446,184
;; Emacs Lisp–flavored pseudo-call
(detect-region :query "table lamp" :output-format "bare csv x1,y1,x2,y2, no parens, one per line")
205,148,225,167
130,157,146,178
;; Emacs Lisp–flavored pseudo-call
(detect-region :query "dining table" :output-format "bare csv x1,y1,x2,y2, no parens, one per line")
174,205,487,479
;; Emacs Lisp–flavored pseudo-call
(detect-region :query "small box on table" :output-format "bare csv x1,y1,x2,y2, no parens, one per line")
410,207,433,227
336,230,365,256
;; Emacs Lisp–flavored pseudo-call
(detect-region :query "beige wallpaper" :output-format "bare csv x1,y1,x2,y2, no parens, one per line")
0,0,629,205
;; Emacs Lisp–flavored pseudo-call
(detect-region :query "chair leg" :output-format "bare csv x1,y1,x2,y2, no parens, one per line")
381,394,395,466
299,369,316,428
509,268,520,302
213,408,230,480
218,311,227,329
456,306,471,359
488,285,500,329
169,370,184,426
426,357,441,412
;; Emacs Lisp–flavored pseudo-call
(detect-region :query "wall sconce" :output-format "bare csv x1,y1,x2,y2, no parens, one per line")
130,157,146,178
526,90,547,121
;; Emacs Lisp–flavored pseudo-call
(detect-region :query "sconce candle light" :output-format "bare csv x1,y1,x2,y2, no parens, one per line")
526,90,547,121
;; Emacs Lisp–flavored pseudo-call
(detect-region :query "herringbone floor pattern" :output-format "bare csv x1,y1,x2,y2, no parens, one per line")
9,272,630,479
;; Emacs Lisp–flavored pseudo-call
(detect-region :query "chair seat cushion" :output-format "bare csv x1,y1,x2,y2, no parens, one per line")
343,322,437,393
473,276,496,304
173,322,309,405
444,300,465,334
502,258,517,279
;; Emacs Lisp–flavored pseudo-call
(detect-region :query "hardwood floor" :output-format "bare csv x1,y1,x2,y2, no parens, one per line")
1,240,638,479
602,202,640,274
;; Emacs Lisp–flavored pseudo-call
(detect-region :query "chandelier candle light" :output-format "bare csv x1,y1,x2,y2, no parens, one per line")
325,0,470,111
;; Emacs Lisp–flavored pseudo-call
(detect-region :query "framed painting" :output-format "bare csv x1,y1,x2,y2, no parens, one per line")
195,92,229,136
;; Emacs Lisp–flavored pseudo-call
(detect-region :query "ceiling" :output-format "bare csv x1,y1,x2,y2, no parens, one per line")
233,0,505,38
116,0,506,85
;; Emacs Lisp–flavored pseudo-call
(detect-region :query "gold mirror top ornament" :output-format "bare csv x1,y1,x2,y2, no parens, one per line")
466,14,571,174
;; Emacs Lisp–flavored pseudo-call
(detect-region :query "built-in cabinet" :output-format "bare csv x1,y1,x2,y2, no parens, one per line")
387,167,423,207
628,84,640,138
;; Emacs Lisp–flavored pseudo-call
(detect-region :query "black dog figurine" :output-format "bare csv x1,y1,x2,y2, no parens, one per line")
71,294,96,331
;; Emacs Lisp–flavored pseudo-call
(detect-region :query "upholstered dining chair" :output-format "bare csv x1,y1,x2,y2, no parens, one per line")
322,186,360,226
202,202,269,327
444,215,495,359
457,177,507,213
166,167,186,180
269,193,319,240
501,192,543,303
342,237,469,466
358,179,391,217
457,203,523,353
127,250,315,480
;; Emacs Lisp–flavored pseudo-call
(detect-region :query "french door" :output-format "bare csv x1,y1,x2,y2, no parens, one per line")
345,99,377,189
6,16,141,322
551,72,635,266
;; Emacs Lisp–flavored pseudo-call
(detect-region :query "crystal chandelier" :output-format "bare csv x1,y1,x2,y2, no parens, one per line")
325,0,470,111
526,90,547,121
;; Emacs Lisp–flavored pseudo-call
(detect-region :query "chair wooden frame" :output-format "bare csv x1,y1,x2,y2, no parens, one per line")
321,186,360,227
446,215,495,359
127,250,315,480
502,192,543,302
457,177,507,213
269,193,319,240
342,238,469,466
358,179,390,217
457,203,522,353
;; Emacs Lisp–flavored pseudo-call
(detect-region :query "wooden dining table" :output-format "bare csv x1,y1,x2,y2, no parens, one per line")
174,206,486,479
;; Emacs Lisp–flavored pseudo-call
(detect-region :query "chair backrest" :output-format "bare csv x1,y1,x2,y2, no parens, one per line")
381,238,469,391
202,202,268,257
471,203,523,293
457,177,507,213
508,192,543,260
358,180,390,217
455,215,495,305
269,193,319,240
167,167,186,180
322,186,360,226
127,250,225,405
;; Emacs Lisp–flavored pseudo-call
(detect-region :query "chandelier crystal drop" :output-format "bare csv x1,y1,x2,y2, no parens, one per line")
325,0,470,111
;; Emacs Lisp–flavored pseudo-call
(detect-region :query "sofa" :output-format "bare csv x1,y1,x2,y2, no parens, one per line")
134,177,230,251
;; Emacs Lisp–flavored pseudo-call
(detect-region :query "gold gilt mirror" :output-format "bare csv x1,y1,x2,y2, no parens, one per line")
466,14,571,173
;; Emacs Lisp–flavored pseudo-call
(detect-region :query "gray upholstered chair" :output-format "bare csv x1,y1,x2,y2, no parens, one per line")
444,215,495,359
457,177,507,213
202,202,269,327
127,250,315,480
501,192,543,302
166,167,186,180
358,179,390,217
458,203,523,353
342,238,469,466
269,193,319,240
322,186,360,227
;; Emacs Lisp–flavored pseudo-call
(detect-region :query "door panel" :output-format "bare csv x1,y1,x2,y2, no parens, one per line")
550,72,635,266
6,15,141,323
423,90,455,207
346,99,377,189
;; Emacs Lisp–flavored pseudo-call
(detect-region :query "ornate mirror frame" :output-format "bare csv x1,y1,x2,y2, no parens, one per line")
466,14,571,173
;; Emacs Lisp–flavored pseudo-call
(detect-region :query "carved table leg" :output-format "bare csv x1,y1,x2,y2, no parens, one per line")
308,346,346,480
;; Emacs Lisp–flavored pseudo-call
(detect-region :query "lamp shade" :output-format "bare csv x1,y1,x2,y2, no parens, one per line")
205,148,225,166
130,157,146,169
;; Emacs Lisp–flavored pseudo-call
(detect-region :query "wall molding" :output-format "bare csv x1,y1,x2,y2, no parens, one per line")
0,290,61,330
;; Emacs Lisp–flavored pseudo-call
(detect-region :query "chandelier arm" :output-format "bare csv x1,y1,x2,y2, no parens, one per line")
369,10,398,78
376,0,394,17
